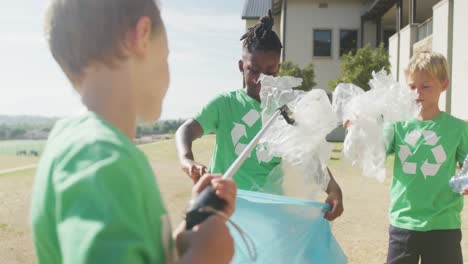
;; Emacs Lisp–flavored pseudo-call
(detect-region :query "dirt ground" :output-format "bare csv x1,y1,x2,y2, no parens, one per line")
0,155,38,171
0,137,467,263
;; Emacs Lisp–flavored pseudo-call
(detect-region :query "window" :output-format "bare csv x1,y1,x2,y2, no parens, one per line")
339,30,358,56
313,30,332,57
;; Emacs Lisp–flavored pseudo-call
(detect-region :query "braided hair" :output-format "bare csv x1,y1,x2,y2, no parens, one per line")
240,10,283,53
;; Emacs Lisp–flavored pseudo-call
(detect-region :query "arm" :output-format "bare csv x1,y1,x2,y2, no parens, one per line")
175,119,208,183
324,168,344,221
176,94,223,183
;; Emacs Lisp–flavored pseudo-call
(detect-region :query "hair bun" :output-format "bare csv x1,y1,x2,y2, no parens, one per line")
259,10,274,31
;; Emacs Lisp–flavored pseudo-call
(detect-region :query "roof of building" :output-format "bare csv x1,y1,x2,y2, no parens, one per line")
241,0,282,19
362,0,397,20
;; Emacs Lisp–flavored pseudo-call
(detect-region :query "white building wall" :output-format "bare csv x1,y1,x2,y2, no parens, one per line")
280,2,285,49
274,14,281,34
246,19,256,31
432,0,450,111
363,21,377,47
398,25,417,82
451,0,468,120
389,33,399,80
432,1,449,55
284,0,365,89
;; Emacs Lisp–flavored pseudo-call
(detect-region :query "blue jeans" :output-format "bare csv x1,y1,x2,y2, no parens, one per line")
387,225,463,264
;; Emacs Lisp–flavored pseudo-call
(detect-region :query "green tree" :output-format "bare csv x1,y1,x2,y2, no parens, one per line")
0,126,8,140
147,119,186,135
329,43,390,91
10,128,26,139
280,61,316,91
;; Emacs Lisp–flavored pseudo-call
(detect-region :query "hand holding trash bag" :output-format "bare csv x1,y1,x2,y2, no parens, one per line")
324,173,344,221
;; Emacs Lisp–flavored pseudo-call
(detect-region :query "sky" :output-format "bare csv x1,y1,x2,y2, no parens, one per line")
0,0,245,120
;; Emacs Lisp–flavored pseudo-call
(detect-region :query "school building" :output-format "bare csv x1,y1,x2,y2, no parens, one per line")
242,0,468,120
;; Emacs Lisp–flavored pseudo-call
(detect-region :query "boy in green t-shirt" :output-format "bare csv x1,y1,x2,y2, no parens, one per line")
385,51,468,264
175,11,343,221
30,1,237,263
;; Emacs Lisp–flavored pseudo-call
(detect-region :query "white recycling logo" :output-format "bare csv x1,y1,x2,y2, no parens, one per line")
399,130,446,178
231,109,273,163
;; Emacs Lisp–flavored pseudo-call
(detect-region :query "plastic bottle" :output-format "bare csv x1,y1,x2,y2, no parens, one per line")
449,155,468,193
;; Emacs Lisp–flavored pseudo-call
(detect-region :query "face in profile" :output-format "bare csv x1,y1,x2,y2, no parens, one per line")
406,70,448,109
137,27,170,122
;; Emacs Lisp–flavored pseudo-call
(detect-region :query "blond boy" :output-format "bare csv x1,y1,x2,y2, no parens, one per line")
385,51,468,264
30,1,236,263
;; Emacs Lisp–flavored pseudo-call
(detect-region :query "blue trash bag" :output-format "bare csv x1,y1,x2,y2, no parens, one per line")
229,190,347,264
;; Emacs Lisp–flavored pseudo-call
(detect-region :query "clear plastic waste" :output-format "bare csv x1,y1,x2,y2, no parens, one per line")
332,83,365,124
257,74,337,194
259,75,304,119
449,155,468,193
332,70,420,182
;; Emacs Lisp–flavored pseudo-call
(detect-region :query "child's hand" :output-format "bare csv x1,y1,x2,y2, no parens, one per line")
343,120,351,128
176,215,234,264
324,172,344,221
181,159,208,183
192,174,237,218
462,188,468,195
324,191,344,221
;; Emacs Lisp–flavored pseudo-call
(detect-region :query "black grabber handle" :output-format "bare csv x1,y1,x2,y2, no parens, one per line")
185,185,226,230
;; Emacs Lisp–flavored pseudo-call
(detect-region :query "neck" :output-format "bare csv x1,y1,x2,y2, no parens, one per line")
79,64,137,139
418,104,441,121
245,88,261,102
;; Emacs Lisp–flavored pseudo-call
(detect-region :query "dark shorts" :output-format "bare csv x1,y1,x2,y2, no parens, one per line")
387,225,463,264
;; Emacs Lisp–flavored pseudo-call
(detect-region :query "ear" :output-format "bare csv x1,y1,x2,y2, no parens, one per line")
441,79,449,91
238,59,244,73
126,16,153,56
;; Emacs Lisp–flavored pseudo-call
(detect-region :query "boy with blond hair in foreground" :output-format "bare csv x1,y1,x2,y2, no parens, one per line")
384,51,468,263
30,1,236,263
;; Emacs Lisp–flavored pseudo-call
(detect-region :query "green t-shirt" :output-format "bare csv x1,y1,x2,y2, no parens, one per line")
30,112,175,264
386,112,468,231
194,89,282,192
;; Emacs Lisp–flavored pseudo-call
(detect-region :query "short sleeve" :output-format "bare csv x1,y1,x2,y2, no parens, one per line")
193,94,225,135
52,142,161,264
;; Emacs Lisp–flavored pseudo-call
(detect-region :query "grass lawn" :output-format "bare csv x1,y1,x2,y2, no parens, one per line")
1,135,467,264
0,140,46,156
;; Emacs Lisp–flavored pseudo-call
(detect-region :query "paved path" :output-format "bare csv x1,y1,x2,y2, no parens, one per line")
0,139,169,176
0,164,37,175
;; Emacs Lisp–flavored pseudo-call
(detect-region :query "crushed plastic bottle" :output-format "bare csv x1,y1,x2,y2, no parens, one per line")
449,155,468,193
332,69,420,182
257,74,337,195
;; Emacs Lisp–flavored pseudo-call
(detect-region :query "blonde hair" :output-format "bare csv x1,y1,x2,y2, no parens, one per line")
45,0,163,82
405,51,449,82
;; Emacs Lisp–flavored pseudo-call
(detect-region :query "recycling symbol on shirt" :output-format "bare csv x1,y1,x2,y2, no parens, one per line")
230,109,273,163
399,129,446,178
